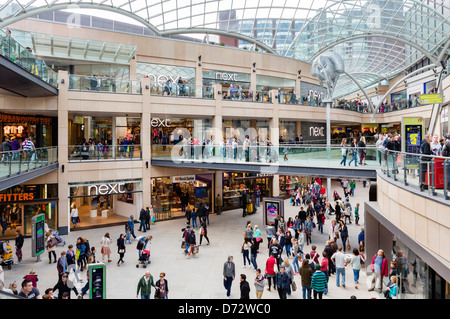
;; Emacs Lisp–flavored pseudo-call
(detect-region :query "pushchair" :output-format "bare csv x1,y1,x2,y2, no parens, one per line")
51,230,66,247
0,241,13,270
136,250,151,268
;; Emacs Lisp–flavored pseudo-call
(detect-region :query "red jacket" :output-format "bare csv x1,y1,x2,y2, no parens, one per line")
265,256,276,275
370,254,389,277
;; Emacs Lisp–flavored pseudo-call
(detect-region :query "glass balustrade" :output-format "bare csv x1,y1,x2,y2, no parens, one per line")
0,146,58,180
68,144,141,162
149,83,214,99
151,144,450,200
0,29,58,87
69,75,141,94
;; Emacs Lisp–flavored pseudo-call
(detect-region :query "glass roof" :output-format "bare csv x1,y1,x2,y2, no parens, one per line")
1,0,450,97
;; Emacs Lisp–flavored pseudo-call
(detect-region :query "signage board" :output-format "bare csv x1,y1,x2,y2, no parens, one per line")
88,183,126,196
88,263,106,299
301,121,326,142
402,117,425,168
262,198,284,227
419,93,443,105
31,213,45,257
172,175,196,183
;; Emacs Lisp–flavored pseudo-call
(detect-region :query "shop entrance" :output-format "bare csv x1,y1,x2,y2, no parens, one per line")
151,174,213,221
222,172,273,211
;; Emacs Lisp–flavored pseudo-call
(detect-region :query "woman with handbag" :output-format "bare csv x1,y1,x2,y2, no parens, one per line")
199,217,210,246
339,220,349,253
154,272,169,299
116,234,126,266
100,233,112,263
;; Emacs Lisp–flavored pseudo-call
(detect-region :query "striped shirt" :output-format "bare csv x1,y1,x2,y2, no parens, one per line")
311,270,328,292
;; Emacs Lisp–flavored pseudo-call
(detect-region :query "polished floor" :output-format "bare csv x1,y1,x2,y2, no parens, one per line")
2,180,388,299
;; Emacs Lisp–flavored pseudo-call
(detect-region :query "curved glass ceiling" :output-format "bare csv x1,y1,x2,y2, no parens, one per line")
1,0,450,98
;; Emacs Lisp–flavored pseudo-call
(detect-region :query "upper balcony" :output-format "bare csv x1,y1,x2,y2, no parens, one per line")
0,29,58,97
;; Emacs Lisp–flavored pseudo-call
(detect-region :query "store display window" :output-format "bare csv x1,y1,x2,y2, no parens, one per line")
151,174,213,221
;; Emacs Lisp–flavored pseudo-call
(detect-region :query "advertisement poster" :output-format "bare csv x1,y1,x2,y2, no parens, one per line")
263,198,284,227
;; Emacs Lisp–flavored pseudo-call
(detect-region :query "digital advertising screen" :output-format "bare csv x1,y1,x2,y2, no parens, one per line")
263,198,284,227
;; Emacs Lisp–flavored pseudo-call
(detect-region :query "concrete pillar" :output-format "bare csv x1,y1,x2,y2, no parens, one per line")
57,70,70,235
195,51,203,98
130,58,137,81
272,175,280,197
141,77,152,208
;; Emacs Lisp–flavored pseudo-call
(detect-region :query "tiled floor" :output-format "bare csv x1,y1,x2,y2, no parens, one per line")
1,180,383,299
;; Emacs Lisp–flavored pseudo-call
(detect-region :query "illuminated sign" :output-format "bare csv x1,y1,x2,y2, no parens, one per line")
0,192,34,202
88,183,126,196
215,72,238,82
151,118,170,127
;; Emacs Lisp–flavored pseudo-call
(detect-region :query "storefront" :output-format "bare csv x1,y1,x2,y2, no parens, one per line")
381,123,401,134
151,117,212,146
151,174,213,220
137,62,196,88
222,119,270,142
203,70,251,96
222,172,273,211
256,75,295,94
68,179,142,229
279,120,298,142
0,112,57,148
279,176,311,198
0,184,58,239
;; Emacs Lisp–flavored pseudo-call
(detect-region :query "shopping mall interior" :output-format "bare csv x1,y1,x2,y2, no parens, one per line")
0,0,449,301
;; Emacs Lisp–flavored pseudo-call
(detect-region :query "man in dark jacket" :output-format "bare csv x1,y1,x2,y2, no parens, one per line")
1,138,11,164
419,134,433,190
239,274,250,299
53,274,79,299
138,208,147,232
276,266,291,299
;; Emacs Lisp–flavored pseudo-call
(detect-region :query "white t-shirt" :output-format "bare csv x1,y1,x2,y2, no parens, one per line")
332,251,347,268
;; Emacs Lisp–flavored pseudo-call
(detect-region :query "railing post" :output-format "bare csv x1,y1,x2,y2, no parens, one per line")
431,158,437,196
444,159,449,200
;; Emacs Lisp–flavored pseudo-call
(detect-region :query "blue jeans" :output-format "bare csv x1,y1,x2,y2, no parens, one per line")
293,255,300,273
285,244,291,257
340,155,347,166
318,221,323,234
141,294,150,299
256,197,260,207
251,253,258,270
348,153,358,166
192,216,197,229
139,220,146,232
243,250,250,266
353,269,360,284
224,277,233,297
302,285,311,299
336,267,346,286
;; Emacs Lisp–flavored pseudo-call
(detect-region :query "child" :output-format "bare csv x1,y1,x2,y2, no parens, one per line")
354,203,360,225
88,247,97,264
125,227,132,244
23,270,39,288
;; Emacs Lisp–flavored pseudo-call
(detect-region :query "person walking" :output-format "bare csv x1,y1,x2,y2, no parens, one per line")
276,265,290,299
117,233,126,266
138,207,147,232
250,237,259,271
299,259,312,299
70,205,79,228
339,220,349,253
241,238,251,268
52,274,79,299
265,223,276,249
199,217,210,246
223,256,235,298
136,270,156,299
349,248,365,289
348,138,358,167
264,254,277,292
46,232,57,264
340,138,348,166
311,264,328,299
154,272,169,299
128,215,136,240
368,249,389,293
66,245,81,283
253,269,265,299
239,274,250,299
191,207,198,229
332,246,347,288
15,229,24,264
100,233,112,263
56,251,68,282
